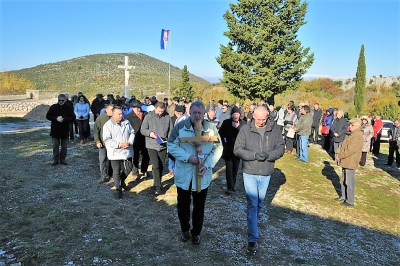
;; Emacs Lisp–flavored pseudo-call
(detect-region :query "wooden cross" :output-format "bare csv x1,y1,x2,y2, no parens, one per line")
118,56,135,98
179,121,218,192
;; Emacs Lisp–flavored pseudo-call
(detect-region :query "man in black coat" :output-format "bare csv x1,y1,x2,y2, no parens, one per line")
91,94,105,121
125,100,150,178
310,103,322,143
46,94,76,165
218,106,246,194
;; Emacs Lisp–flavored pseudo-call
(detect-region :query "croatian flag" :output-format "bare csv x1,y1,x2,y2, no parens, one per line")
160,29,170,50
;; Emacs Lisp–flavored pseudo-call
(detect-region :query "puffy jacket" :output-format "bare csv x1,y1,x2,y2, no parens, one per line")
103,118,135,160
141,111,173,151
322,108,334,129
234,119,285,176
74,101,90,120
338,127,363,170
167,119,223,191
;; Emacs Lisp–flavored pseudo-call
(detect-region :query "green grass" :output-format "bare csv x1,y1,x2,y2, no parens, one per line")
0,128,399,265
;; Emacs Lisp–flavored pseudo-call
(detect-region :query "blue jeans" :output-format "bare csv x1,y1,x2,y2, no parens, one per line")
243,172,271,243
298,135,309,162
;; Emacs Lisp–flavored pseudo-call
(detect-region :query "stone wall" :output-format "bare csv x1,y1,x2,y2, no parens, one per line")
26,90,57,100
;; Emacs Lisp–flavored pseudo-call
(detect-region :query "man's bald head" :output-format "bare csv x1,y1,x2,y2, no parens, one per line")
253,106,269,128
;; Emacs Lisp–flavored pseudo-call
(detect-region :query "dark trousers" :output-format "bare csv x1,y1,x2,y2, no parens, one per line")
341,168,356,205
132,145,150,174
324,135,332,151
177,185,208,236
110,158,133,189
372,134,381,156
285,131,295,151
310,126,319,143
387,141,400,167
360,152,367,166
52,137,68,163
76,119,89,139
147,148,167,190
98,147,112,179
68,122,74,140
225,155,240,190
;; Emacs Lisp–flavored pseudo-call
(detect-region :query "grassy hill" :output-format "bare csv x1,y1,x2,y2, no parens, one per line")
8,53,210,98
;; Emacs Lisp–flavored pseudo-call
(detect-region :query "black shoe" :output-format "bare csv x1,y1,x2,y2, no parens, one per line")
225,189,231,195
247,242,257,254
117,188,123,199
121,182,129,191
60,161,68,165
181,231,190,242
341,201,353,207
192,235,201,245
51,161,59,166
98,176,110,184
384,163,391,166
231,188,237,193
155,189,165,195
334,197,345,201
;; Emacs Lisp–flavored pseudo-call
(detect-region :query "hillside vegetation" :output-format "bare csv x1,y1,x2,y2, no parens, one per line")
2,53,210,98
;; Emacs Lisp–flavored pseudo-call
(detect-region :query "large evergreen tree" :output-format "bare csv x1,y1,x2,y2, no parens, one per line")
173,65,194,101
354,44,366,116
216,0,314,104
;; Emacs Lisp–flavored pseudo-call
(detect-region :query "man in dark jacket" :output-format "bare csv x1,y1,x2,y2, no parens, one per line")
125,100,150,178
141,101,173,195
310,103,322,143
330,110,348,162
94,103,113,183
385,119,400,168
218,106,246,194
46,94,76,165
234,106,285,254
91,94,105,121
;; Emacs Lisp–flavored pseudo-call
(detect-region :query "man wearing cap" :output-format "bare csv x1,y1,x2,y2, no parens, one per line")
125,100,150,178
335,118,364,207
218,105,246,194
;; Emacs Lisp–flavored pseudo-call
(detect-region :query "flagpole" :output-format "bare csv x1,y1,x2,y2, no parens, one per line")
168,32,171,98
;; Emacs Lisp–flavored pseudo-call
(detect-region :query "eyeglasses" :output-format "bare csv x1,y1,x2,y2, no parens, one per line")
58,100,65,102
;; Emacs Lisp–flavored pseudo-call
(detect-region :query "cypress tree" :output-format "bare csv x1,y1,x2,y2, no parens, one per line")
354,45,366,116
174,65,193,101
216,0,314,104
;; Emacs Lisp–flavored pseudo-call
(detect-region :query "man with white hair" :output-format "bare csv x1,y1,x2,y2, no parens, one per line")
335,118,364,207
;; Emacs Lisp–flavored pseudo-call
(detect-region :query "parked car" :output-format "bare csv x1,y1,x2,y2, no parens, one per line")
381,120,394,142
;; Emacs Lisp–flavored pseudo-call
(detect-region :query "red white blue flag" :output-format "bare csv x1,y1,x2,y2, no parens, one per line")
160,29,170,50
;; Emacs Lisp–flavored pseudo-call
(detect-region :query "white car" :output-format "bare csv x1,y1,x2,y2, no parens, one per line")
381,120,394,142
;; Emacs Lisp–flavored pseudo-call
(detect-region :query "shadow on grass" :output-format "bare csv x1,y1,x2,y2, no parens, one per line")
1,129,399,265
322,160,341,197
371,149,400,181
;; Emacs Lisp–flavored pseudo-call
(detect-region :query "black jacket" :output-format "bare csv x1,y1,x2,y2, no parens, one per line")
91,98,105,117
218,118,246,160
46,103,75,138
330,117,348,142
234,119,285,176
312,109,322,128
125,111,147,148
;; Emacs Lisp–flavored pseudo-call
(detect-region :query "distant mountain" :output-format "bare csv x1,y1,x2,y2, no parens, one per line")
7,53,210,98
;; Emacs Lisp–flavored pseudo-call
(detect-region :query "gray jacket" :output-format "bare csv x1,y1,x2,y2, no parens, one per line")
234,119,285,176
103,118,135,160
296,112,313,136
330,117,348,143
140,111,173,151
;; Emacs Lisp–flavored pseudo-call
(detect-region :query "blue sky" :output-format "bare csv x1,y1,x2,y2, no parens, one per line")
1,0,399,82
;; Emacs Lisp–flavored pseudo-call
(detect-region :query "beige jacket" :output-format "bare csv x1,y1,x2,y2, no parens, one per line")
338,127,364,170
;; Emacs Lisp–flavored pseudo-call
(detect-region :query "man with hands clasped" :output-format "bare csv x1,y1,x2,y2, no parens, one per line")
234,106,285,254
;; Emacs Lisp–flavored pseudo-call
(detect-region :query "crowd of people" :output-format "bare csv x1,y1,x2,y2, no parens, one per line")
46,92,400,254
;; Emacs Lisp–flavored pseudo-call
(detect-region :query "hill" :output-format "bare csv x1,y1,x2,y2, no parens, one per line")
6,53,210,98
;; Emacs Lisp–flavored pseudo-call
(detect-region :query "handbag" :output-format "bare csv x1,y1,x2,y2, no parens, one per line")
321,125,329,135
287,128,295,138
